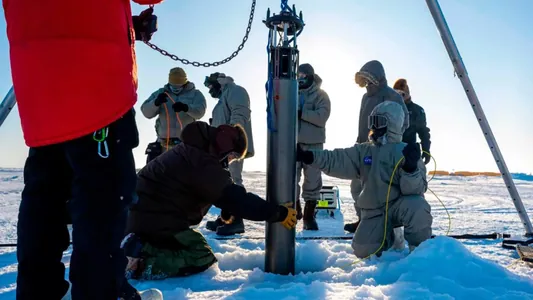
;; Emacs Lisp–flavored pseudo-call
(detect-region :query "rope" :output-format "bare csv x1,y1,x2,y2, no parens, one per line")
279,0,304,44
265,30,276,132
0,233,512,248
163,103,171,151
280,0,292,12
162,92,183,151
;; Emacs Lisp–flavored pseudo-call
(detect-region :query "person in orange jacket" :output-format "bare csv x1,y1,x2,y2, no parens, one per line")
2,1,163,299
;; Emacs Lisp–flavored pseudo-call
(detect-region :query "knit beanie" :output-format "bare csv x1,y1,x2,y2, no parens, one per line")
298,63,315,76
169,67,188,85
214,124,248,160
393,78,410,95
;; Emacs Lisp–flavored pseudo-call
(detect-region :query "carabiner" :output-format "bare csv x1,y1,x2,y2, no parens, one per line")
98,140,109,159
93,127,108,142
93,127,109,158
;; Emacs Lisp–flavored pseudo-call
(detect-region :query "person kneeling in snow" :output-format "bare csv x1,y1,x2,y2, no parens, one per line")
296,101,432,258
122,121,297,280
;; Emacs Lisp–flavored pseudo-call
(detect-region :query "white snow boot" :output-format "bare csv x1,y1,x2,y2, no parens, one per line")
139,288,164,300
392,227,405,251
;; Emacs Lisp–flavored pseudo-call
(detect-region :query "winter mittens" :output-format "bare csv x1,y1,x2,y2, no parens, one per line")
402,143,421,173
172,102,189,113
422,151,431,165
154,93,168,106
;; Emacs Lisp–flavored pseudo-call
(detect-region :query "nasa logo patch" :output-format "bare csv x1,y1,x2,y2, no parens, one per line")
364,156,372,165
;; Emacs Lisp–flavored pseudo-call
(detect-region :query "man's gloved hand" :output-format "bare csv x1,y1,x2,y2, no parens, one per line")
154,93,167,106
402,143,421,173
172,102,189,113
296,143,314,164
422,150,431,165
278,203,297,230
297,110,302,120
132,7,158,42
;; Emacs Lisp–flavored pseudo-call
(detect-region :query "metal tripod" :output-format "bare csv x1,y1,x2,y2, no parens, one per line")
426,0,533,237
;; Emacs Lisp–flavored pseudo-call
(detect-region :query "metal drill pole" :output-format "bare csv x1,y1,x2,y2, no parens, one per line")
264,6,305,275
426,0,533,236
0,86,16,129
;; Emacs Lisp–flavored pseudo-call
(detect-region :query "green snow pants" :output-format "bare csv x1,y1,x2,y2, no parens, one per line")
136,229,217,280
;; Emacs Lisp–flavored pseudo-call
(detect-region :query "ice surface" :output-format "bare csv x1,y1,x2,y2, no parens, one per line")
0,169,532,299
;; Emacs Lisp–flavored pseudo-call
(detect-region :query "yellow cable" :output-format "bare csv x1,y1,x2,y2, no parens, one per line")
506,258,524,269
350,156,403,265
424,151,451,236
349,150,451,266
428,187,451,236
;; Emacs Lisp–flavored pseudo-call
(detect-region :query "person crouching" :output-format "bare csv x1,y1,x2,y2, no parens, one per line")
296,101,432,258
121,121,297,280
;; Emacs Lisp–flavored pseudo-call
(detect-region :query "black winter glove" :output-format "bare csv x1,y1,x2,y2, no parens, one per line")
422,151,431,165
297,110,302,120
172,102,189,113
296,143,314,165
132,7,158,42
154,93,167,106
402,143,421,173
209,118,213,125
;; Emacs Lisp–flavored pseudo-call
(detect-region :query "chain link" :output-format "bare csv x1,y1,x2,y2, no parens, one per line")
143,0,256,67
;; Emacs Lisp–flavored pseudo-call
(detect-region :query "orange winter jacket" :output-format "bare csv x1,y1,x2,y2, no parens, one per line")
2,0,163,147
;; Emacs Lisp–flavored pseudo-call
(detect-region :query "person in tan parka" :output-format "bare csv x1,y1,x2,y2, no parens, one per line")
203,72,255,236
344,60,410,234
296,101,432,258
141,67,207,162
295,63,331,231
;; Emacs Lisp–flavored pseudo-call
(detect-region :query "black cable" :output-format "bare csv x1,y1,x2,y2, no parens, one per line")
0,232,514,248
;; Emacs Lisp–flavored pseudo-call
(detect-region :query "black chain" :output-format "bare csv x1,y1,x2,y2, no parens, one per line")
144,0,256,67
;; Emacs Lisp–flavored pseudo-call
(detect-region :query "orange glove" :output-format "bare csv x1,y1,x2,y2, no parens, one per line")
280,202,297,230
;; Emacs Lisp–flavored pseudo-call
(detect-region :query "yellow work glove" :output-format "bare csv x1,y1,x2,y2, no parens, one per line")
280,202,297,230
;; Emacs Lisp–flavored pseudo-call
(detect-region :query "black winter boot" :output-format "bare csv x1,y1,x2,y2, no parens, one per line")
296,200,303,220
206,216,225,232
216,217,245,236
343,221,360,233
303,201,318,230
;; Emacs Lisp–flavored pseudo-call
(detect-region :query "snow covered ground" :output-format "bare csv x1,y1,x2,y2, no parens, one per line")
0,169,533,299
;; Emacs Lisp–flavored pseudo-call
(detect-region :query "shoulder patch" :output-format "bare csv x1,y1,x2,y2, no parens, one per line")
420,108,425,114
363,156,372,165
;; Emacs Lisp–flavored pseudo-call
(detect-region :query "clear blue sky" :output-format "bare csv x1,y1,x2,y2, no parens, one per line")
1,0,532,173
